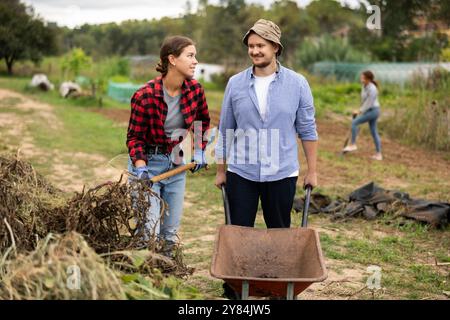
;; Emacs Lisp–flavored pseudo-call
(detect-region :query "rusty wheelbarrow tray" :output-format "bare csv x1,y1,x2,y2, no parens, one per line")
210,185,327,299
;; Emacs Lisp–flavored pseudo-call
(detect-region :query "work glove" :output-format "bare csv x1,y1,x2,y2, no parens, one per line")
135,166,150,180
191,149,207,173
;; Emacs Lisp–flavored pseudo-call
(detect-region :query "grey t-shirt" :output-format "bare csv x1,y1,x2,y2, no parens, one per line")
163,86,185,139
360,82,380,113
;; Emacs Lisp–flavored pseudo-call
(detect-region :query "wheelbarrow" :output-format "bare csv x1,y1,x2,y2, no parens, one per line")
210,185,327,300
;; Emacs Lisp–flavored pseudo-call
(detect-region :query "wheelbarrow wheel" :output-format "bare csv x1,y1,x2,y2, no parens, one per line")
222,282,241,300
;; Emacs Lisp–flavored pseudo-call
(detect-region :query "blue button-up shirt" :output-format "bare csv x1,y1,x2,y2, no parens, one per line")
215,64,318,182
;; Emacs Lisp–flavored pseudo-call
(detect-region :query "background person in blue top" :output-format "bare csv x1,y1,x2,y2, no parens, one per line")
342,70,382,160
214,19,318,229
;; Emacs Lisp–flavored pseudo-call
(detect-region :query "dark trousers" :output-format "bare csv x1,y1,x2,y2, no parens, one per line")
225,171,297,228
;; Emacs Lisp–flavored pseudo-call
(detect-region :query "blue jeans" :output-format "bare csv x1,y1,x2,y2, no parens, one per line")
351,107,382,153
128,153,186,243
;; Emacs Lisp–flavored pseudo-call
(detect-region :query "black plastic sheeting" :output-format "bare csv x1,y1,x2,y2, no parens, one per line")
293,182,449,228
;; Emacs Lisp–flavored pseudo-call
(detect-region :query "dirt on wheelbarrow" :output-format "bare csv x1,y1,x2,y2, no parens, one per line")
212,226,326,280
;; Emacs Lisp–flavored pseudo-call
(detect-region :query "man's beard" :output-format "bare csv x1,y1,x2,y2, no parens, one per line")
252,57,271,69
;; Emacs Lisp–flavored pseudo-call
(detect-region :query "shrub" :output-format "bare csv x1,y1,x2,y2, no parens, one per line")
295,35,371,70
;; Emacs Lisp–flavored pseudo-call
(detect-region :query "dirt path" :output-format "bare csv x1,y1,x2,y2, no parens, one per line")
0,88,123,192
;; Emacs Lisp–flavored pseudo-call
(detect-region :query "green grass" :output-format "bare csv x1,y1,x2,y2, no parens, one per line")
28,105,127,158
382,264,449,298
318,229,413,265
317,220,449,299
319,233,348,260
203,89,224,111
312,83,360,117
436,251,450,263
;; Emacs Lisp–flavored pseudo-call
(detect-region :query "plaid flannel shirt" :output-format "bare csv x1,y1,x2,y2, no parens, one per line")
127,76,210,164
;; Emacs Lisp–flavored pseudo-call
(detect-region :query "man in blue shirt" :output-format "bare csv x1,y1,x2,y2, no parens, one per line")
214,19,318,228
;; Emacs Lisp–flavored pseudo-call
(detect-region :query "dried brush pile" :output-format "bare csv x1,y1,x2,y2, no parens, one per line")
0,232,126,300
0,153,193,299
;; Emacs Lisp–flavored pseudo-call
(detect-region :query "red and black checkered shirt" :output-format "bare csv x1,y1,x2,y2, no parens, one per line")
126,76,210,164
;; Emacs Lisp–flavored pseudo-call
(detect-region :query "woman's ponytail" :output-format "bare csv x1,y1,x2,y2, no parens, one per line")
362,70,379,88
156,36,195,77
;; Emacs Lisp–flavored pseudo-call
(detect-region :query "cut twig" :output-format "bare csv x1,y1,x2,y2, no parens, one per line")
3,218,16,250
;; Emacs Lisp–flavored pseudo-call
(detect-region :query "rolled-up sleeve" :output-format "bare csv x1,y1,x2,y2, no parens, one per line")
215,81,236,163
295,78,318,141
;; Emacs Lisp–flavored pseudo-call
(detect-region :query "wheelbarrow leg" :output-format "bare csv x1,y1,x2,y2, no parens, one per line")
286,282,296,300
241,281,249,300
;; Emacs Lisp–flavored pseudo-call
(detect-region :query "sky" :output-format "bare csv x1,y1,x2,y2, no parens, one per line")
22,0,362,28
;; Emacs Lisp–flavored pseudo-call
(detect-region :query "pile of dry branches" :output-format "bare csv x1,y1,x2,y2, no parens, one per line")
0,153,192,280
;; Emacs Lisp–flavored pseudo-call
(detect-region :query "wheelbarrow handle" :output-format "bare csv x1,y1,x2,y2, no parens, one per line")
221,184,232,225
301,184,313,228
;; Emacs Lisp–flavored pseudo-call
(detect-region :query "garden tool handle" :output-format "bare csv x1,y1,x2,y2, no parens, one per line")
221,184,232,225
150,163,196,184
301,184,313,228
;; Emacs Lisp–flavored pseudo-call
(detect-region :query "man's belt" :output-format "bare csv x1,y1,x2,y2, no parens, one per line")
146,145,170,155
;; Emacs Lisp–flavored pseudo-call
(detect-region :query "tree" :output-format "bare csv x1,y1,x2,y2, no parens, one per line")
364,0,434,38
350,0,446,61
0,0,56,75
305,0,359,34
403,32,449,61
198,0,250,66
268,0,311,65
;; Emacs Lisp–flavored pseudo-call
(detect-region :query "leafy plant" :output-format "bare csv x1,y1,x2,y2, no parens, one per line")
60,48,92,80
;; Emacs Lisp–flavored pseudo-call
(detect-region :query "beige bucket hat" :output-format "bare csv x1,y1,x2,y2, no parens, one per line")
242,19,284,56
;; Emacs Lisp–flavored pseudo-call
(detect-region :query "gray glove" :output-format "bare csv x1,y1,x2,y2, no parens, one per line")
135,166,150,180
191,149,207,173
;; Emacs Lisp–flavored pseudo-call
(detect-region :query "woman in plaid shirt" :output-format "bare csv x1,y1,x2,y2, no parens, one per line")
127,36,210,256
